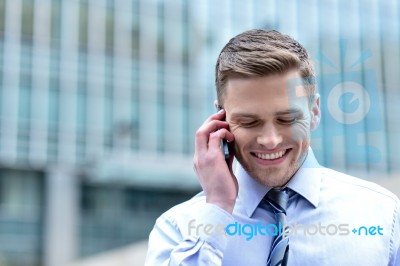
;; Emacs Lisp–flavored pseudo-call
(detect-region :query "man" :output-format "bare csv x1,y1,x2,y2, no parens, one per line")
145,29,400,265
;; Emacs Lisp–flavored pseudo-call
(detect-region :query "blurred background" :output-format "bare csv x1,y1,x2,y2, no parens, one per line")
0,0,399,265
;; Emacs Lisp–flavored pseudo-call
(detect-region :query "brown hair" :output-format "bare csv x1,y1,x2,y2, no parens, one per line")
215,29,315,105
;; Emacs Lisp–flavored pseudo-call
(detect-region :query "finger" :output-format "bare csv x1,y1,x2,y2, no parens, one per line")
195,120,230,154
201,120,229,134
201,109,226,126
208,128,235,150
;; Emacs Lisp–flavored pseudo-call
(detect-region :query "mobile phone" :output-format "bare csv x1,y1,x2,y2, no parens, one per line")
217,105,230,164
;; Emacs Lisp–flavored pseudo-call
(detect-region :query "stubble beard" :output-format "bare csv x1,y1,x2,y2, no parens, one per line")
235,143,309,188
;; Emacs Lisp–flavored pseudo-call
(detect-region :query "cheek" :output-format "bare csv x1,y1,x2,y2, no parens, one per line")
231,129,253,149
287,121,311,141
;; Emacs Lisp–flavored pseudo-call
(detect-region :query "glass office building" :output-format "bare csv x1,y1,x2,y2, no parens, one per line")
0,0,399,265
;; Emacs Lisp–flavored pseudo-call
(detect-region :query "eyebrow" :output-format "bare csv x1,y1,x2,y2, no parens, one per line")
274,108,303,116
230,108,303,119
230,113,258,120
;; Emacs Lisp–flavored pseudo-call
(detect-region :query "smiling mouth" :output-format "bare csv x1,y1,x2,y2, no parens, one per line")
252,148,292,160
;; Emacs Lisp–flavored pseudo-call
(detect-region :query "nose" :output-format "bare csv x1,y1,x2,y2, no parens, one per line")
257,123,282,149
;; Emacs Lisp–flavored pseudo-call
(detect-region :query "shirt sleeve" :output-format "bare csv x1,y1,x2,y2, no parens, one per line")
145,203,234,266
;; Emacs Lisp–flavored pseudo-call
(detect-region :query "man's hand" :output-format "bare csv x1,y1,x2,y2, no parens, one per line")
193,109,237,214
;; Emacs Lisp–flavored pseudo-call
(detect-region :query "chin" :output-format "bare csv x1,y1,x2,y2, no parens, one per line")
240,157,301,188
255,169,294,187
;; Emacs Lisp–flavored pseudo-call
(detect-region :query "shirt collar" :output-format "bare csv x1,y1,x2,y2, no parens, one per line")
235,148,322,218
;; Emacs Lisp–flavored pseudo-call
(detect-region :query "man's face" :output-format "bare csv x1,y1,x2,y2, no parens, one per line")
223,70,320,187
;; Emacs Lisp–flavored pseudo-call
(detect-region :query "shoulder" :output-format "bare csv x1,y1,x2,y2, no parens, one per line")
160,191,207,221
152,191,233,240
148,192,207,239
320,167,400,207
155,191,231,227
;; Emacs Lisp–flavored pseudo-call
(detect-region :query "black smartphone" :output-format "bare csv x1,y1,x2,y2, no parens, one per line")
217,105,230,164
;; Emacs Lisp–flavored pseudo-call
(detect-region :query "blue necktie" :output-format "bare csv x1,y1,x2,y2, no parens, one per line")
260,188,290,266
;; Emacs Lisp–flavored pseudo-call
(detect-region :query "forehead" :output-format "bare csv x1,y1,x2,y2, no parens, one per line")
224,71,309,114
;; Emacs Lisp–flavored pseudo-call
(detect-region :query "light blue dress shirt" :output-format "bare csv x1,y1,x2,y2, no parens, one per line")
145,150,400,265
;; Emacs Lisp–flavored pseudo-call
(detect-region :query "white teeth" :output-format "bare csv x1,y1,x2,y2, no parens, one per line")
255,150,287,160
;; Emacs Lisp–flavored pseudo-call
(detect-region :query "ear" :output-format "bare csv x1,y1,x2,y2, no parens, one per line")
310,94,321,131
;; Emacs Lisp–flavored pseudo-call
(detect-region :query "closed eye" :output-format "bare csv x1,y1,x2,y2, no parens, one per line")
277,118,297,125
239,121,259,127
